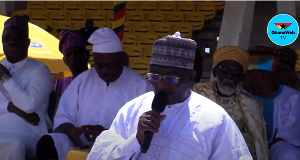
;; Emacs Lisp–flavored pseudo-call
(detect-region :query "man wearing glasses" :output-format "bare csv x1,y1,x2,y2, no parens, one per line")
193,46,268,160
87,33,251,160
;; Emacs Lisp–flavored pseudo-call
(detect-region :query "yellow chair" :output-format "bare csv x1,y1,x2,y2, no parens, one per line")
30,20,52,31
139,2,157,12
142,46,153,61
165,13,184,24
11,10,30,17
85,11,106,22
146,12,165,23
45,1,63,11
185,13,205,30
29,11,48,21
82,1,101,11
66,150,88,160
172,23,192,38
70,21,85,30
176,2,196,12
123,33,137,46
214,1,226,11
132,22,152,35
152,23,172,38
48,11,67,22
27,1,45,10
137,34,157,48
124,22,132,33
126,12,145,22
52,21,71,38
101,1,114,12
129,59,150,77
196,2,216,20
63,1,82,11
105,11,113,22
67,12,85,22
126,1,139,12
123,46,142,62
93,21,111,28
158,1,176,12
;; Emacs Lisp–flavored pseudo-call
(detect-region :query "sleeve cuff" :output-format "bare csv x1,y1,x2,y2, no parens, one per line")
123,132,141,156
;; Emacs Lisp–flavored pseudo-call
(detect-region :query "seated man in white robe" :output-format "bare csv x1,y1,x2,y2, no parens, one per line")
35,27,154,160
0,15,53,160
87,32,252,160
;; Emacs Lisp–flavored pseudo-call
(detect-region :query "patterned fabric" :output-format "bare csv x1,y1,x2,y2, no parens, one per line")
59,30,86,53
193,81,269,160
150,32,197,70
4,15,28,34
277,47,298,69
53,76,73,96
213,46,249,71
112,1,126,41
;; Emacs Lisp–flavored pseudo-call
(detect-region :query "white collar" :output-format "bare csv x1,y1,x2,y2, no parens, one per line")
5,58,29,71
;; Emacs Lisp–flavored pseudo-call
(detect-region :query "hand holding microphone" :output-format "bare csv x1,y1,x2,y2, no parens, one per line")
136,91,167,153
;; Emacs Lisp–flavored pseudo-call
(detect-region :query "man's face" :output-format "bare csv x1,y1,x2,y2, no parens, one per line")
148,65,194,105
214,60,243,96
2,28,29,63
93,53,123,83
63,46,89,75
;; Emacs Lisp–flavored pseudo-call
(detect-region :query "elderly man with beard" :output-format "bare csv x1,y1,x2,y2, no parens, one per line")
193,46,268,160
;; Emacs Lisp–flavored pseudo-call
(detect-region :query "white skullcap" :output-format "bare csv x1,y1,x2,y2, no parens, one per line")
88,27,122,53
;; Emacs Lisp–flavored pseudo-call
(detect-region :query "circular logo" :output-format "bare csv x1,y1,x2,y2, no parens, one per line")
267,14,299,46
30,42,43,48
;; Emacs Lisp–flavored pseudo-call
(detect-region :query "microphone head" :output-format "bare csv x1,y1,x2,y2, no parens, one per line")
152,91,168,113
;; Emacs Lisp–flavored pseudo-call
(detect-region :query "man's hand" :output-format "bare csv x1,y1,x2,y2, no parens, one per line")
0,64,10,78
136,110,166,145
81,125,106,142
68,127,90,149
7,102,40,126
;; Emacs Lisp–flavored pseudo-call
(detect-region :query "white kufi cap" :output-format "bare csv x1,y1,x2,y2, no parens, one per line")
88,27,122,53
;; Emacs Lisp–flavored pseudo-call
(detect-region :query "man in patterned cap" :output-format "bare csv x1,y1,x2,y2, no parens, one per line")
0,15,53,160
53,29,90,97
87,33,251,160
35,27,153,160
193,46,268,160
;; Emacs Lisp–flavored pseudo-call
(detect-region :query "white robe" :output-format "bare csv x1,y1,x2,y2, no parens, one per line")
269,86,300,160
0,58,53,160
87,91,253,160
51,66,153,160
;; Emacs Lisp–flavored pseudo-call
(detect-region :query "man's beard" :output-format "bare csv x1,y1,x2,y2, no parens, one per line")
217,79,236,96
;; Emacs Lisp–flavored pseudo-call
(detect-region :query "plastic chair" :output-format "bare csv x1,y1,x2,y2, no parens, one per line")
126,1,139,12
152,23,172,38
176,2,196,12
196,2,216,20
11,10,30,17
30,20,52,31
129,59,150,77
124,22,132,33
139,2,157,12
93,21,111,28
123,46,142,62
142,47,153,61
85,11,106,22
105,11,113,22
185,13,205,30
29,11,48,21
214,1,226,11
172,23,192,38
27,1,45,10
146,12,165,23
126,12,145,22
68,12,85,22
101,1,114,12
45,1,63,11
132,22,152,35
165,13,184,24
48,11,67,22
70,21,85,30
82,1,101,11
137,34,157,48
66,150,88,160
158,1,176,12
52,21,71,37
123,33,137,46
63,1,82,11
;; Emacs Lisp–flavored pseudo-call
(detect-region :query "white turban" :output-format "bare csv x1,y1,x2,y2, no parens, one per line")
88,27,122,53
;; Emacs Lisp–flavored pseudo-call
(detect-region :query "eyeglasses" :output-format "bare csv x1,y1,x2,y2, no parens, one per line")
147,73,180,84
218,65,243,76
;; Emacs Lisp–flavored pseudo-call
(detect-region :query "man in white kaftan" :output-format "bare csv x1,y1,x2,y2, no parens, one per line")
0,15,53,160
35,27,154,160
87,32,252,160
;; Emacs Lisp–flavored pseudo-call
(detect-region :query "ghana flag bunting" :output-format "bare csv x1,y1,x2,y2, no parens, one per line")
113,1,126,41
274,23,292,29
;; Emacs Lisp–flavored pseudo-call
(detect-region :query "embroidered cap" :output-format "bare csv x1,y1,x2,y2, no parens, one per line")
4,15,29,35
88,27,122,54
150,32,197,70
59,29,86,53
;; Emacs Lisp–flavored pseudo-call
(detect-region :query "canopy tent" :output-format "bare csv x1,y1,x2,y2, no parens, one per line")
0,15,69,74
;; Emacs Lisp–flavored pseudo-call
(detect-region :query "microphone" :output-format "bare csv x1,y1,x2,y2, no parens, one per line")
140,91,167,153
